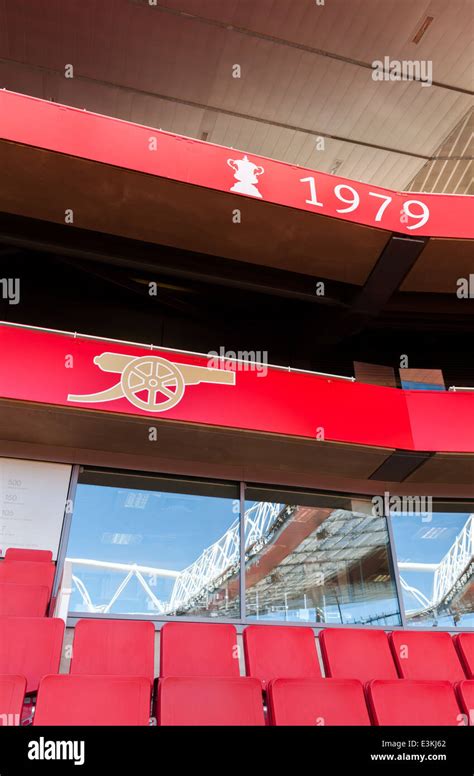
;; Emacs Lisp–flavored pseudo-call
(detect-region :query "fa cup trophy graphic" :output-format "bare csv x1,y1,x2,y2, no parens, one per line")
227,155,264,198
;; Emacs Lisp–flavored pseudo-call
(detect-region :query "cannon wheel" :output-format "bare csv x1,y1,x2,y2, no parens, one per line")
121,356,185,412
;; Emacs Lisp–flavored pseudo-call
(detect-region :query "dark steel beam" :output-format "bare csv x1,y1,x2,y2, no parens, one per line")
316,234,428,344
369,450,434,482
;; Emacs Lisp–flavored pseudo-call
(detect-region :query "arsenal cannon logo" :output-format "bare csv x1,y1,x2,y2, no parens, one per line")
68,352,236,413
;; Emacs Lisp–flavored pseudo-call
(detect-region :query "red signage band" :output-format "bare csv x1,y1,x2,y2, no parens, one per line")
0,324,473,453
0,90,472,239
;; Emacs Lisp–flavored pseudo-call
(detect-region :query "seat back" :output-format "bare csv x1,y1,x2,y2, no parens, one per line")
70,619,155,682
268,678,370,726
0,583,49,617
455,680,474,725
243,625,320,688
0,675,27,726
34,675,151,726
390,631,465,681
368,680,462,725
5,549,53,563
0,561,55,599
160,622,239,678
158,677,264,725
319,628,397,683
0,617,64,693
455,633,474,679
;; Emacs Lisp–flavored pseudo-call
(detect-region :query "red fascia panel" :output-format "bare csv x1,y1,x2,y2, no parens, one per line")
1,324,473,452
0,324,410,449
0,90,472,239
404,390,474,454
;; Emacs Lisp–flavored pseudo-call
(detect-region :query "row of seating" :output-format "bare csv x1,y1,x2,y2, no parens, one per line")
319,627,473,684
0,552,472,726
1,618,472,691
268,678,474,726
0,617,473,725
0,549,472,681
0,548,55,617
1,674,472,726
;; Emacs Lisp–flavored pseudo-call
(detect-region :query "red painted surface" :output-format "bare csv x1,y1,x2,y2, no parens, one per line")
0,90,472,239
1,324,473,452
405,390,474,454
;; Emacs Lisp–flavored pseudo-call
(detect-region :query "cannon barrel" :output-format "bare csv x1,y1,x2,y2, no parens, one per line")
92,352,236,386
178,364,236,386
94,352,134,372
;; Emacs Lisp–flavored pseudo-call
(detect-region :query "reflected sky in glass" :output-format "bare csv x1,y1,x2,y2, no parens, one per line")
391,511,473,627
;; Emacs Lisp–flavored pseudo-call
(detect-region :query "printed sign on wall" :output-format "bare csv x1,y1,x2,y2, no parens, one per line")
0,458,72,559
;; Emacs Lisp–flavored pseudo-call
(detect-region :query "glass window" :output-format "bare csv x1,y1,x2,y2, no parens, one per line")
244,488,401,626
66,469,240,618
391,503,474,628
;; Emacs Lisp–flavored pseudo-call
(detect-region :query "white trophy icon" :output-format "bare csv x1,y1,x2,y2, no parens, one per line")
227,155,264,198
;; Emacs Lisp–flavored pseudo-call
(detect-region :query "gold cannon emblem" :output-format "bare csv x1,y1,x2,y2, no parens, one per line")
67,351,236,413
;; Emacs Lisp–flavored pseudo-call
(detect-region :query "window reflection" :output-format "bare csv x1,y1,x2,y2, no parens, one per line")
65,472,473,630
391,509,474,628
66,472,240,618
244,491,401,626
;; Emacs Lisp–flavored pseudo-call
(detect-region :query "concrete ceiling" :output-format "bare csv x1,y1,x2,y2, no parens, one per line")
0,0,472,192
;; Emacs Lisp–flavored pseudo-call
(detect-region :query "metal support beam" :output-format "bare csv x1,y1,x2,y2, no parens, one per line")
316,234,428,344
369,450,434,482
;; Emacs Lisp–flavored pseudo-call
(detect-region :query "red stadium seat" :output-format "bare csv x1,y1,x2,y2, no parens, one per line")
0,675,27,726
455,633,474,678
368,680,462,726
34,675,151,726
5,548,53,563
158,677,264,725
455,680,474,725
243,625,320,688
267,678,371,726
160,622,239,678
70,619,155,683
0,560,55,600
0,583,49,617
319,628,397,683
390,631,465,681
0,617,64,693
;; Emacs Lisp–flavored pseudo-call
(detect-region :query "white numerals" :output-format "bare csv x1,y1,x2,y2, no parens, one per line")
300,176,323,207
369,192,392,221
402,200,430,230
299,176,430,229
334,184,359,213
